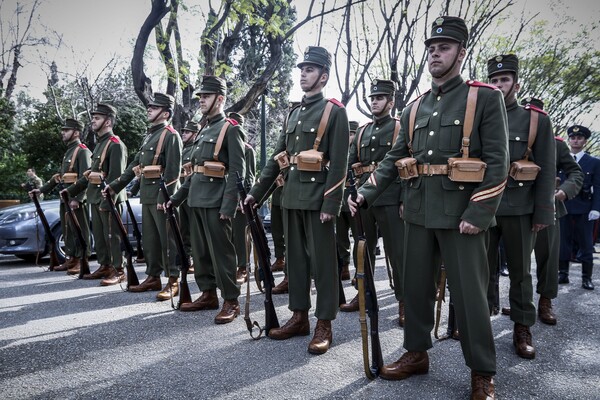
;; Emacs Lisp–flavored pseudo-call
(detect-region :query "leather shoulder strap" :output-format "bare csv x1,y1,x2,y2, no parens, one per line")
392,118,401,145
99,138,112,171
152,127,173,165
523,109,539,160
213,121,231,160
461,86,479,158
68,146,80,172
355,123,370,162
408,95,424,155
313,100,335,150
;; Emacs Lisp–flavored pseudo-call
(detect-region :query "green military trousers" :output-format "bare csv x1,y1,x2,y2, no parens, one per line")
271,203,286,259
487,215,537,326
283,208,338,321
91,203,122,268
403,222,496,376
335,209,358,266
178,201,193,260
232,210,249,269
189,207,240,300
142,204,179,278
533,220,559,299
60,202,90,259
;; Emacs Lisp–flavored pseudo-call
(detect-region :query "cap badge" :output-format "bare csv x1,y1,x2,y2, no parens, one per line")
435,17,444,26
495,55,503,62
573,127,580,132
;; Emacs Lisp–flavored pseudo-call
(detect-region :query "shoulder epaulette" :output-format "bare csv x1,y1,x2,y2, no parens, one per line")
109,136,120,144
328,98,344,108
165,125,178,133
466,80,498,91
225,118,239,126
524,104,548,116
78,143,88,149
555,136,564,142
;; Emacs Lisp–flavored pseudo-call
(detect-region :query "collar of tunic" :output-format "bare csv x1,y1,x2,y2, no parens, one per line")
301,92,324,106
431,75,463,96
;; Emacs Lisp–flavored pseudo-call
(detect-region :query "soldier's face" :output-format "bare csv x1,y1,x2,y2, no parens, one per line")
489,73,519,101
181,130,194,143
147,105,165,122
569,135,587,153
299,65,325,91
427,40,464,78
90,114,106,132
198,93,220,115
61,128,74,142
370,95,393,116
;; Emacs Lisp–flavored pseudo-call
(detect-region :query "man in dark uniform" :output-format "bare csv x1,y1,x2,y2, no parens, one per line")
67,104,127,284
487,54,556,360
228,111,257,284
525,98,583,324
107,93,182,299
245,46,349,355
179,120,199,273
341,81,405,325
169,76,245,324
30,119,92,272
350,17,508,399
335,120,359,282
560,125,600,290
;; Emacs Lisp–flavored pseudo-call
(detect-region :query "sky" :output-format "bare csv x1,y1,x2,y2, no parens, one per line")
4,0,600,125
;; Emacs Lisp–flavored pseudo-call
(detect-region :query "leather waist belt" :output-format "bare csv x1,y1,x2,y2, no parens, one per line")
353,164,377,176
289,155,298,165
417,164,448,176
193,165,205,173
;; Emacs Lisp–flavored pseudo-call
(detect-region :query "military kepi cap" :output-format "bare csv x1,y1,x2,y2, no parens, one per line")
91,103,117,116
148,92,175,108
424,16,469,48
182,121,199,133
195,75,227,96
297,46,332,70
349,121,359,133
227,112,244,125
369,79,396,97
62,118,84,131
520,96,544,110
487,54,519,78
567,125,591,139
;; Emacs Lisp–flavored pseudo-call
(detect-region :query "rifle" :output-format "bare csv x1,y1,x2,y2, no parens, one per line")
159,175,192,309
26,184,60,270
99,177,140,289
347,170,383,379
236,171,279,339
58,183,90,278
125,198,144,263
337,246,347,306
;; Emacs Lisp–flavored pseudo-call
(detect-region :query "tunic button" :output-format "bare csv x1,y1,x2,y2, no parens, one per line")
302,107,306,110
371,148,375,151
361,144,365,147
375,127,379,131
209,139,213,142
387,142,391,145
518,182,524,187
454,120,460,125
459,185,464,190
201,134,204,138
291,166,295,171
415,124,419,129
311,177,315,182
372,136,376,140
141,152,144,155
210,178,213,182
429,131,434,136
150,147,153,150
371,161,376,165
515,137,520,141
298,121,301,124
433,112,438,116
437,96,441,101
296,136,299,140
311,128,315,132
427,150,433,155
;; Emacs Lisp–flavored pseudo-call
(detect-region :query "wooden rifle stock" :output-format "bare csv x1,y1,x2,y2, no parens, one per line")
125,199,144,262
159,176,192,308
236,171,279,338
347,170,383,379
58,183,90,278
99,177,139,289
27,184,60,270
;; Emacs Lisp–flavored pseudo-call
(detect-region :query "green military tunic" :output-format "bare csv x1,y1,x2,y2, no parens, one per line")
533,137,583,299
349,115,404,300
179,138,196,259
110,122,182,278
40,139,92,259
486,101,556,327
250,93,349,320
232,143,256,268
359,76,509,375
171,113,245,300
68,132,127,268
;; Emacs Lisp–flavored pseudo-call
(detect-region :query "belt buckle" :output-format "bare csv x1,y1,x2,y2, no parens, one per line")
423,163,432,176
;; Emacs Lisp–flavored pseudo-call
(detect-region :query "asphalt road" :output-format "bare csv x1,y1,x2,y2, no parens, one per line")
0,247,599,400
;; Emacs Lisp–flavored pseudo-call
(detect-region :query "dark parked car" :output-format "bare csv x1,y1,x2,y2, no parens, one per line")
0,198,142,263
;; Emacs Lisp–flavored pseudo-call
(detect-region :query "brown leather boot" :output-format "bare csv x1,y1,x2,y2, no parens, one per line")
501,307,511,316
380,351,429,380
236,267,248,284
66,257,81,275
272,276,289,295
308,319,332,355
128,275,162,292
339,294,359,312
268,310,310,340
538,296,557,325
340,263,350,280
398,301,405,327
156,276,179,301
100,268,126,286
53,258,72,271
513,323,535,359
214,299,240,324
470,371,495,400
83,265,112,280
271,257,285,272
179,289,219,312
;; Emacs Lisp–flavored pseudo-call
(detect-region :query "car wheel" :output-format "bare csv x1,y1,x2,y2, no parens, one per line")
50,225,67,264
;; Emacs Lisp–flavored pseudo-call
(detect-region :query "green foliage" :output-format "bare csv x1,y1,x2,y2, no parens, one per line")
0,95,28,200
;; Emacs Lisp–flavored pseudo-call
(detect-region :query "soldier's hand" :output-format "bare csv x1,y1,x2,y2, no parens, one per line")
69,200,80,210
102,186,114,198
28,189,40,198
244,194,256,210
220,213,231,220
588,210,600,221
348,194,364,216
320,212,333,223
555,189,567,202
157,203,164,211
532,223,548,233
459,220,481,235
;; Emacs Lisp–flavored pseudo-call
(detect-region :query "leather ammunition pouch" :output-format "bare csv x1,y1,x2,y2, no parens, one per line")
132,165,142,178
62,172,78,184
142,165,163,179
182,162,192,178
87,171,105,185
274,150,291,169
351,162,377,177
509,160,540,181
447,158,487,182
202,161,226,178
395,157,418,180
296,149,325,172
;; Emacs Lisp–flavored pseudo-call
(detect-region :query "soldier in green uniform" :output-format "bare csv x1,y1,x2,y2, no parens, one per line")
22,168,44,200
335,120,359,282
350,17,508,399
106,93,182,300
179,120,200,273
227,112,257,284
30,119,92,272
245,46,349,355
341,81,405,327
486,55,556,359
169,76,245,324
67,104,128,284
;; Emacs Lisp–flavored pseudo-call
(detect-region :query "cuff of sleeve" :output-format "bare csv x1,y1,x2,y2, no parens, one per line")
321,197,342,216
461,202,495,231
